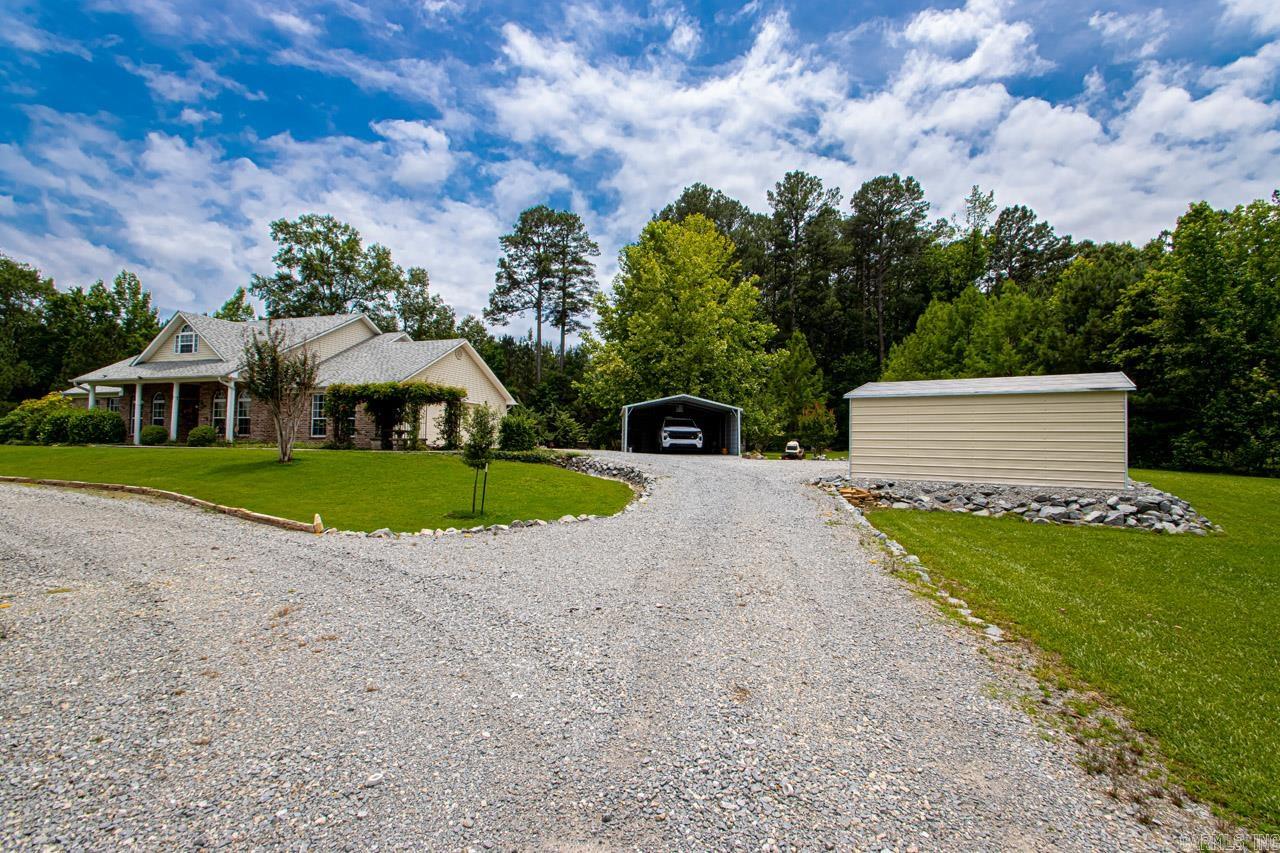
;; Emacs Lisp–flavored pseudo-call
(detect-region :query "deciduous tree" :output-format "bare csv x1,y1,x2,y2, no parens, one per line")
250,213,398,329
213,286,256,322
579,215,776,422
239,323,318,463
395,266,456,339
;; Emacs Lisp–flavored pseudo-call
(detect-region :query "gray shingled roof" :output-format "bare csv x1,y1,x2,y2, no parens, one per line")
70,314,470,388
245,314,360,344
318,334,464,385
845,372,1136,399
75,356,234,383
178,313,252,359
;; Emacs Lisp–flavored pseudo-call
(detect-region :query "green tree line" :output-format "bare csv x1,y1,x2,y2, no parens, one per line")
3,180,1275,475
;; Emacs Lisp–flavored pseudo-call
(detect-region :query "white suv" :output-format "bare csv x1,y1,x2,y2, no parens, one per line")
660,417,703,450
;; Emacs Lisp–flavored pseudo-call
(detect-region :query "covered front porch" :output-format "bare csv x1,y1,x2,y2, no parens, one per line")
83,380,254,445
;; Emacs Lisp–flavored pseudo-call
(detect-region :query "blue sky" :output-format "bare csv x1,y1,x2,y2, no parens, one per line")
1,0,1278,326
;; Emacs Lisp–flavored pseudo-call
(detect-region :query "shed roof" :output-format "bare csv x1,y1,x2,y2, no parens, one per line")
844,372,1136,400
623,393,743,412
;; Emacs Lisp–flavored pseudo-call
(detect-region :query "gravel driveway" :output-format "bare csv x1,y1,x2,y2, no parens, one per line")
0,453,1204,850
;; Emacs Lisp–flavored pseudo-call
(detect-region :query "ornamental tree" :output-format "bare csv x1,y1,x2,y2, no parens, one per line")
239,323,318,463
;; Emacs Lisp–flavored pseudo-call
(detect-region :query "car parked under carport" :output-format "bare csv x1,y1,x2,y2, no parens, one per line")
621,394,742,455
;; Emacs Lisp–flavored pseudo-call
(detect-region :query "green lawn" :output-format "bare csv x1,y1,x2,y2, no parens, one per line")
0,445,632,532
871,469,1280,832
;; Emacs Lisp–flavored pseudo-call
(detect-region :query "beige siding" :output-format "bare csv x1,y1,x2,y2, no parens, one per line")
849,390,1128,489
410,346,510,444
142,323,212,362
306,319,377,361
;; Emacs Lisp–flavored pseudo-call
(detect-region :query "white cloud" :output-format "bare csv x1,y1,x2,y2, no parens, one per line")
1202,41,1280,95
0,13,91,59
268,11,319,38
1222,0,1280,36
273,47,448,103
0,109,502,317
895,0,1052,94
177,107,221,126
119,57,266,103
369,119,456,187
1088,9,1168,59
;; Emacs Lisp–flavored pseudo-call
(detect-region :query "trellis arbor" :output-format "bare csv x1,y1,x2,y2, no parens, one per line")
325,382,466,450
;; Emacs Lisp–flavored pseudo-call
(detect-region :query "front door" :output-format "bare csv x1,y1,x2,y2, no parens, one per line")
178,385,201,440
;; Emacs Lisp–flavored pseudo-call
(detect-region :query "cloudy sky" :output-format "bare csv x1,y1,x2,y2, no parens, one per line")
1,0,1278,325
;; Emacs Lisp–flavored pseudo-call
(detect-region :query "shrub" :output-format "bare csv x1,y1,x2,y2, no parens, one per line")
434,399,464,449
546,409,585,448
491,448,572,464
67,409,126,444
0,392,74,443
186,425,218,447
38,409,75,444
498,407,542,451
139,424,169,445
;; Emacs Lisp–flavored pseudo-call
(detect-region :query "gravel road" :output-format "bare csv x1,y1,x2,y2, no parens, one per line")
0,453,1206,850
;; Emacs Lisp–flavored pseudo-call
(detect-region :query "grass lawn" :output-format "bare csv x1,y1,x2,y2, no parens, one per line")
871,469,1280,832
0,445,632,532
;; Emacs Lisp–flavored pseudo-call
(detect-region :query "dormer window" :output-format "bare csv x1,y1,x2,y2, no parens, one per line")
174,324,198,354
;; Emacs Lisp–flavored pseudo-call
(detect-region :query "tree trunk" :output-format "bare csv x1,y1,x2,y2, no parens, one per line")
534,292,543,384
875,270,886,367
275,406,293,463
558,317,566,371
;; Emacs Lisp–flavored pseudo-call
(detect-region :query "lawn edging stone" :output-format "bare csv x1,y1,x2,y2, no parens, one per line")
813,475,1218,535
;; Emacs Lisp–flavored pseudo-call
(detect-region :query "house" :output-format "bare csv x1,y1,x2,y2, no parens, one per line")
844,372,1136,489
70,312,515,448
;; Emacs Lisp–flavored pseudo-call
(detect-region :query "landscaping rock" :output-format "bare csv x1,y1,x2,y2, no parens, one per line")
823,475,1217,535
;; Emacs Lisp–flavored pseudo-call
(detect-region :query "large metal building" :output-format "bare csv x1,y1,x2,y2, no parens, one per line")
844,373,1136,489
621,394,742,456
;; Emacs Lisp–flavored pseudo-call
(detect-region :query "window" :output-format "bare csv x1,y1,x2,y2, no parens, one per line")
311,394,327,438
106,397,120,413
151,392,167,426
212,392,226,434
173,324,198,354
236,392,252,436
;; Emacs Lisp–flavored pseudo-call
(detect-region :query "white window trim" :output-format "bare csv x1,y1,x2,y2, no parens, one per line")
310,394,327,438
211,392,226,432
235,393,252,437
151,392,167,426
173,324,199,354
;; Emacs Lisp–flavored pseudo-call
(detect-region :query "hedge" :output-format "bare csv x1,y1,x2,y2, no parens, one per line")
139,425,169,446
186,425,218,447
67,409,126,444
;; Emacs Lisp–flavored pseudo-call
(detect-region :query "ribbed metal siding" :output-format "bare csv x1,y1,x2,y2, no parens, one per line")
849,390,1128,489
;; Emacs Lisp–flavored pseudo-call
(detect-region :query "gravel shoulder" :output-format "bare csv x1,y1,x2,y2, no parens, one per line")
0,453,1209,850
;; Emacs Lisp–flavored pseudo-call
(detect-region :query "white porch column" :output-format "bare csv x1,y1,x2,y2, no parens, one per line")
169,381,180,442
225,382,237,443
87,384,97,410
133,382,143,445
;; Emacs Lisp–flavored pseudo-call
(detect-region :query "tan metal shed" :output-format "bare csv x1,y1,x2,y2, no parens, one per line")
844,372,1136,489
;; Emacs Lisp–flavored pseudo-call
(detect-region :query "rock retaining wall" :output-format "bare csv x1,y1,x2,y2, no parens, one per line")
815,475,1217,535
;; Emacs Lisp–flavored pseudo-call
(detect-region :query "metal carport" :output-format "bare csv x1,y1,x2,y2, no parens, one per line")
621,394,742,456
